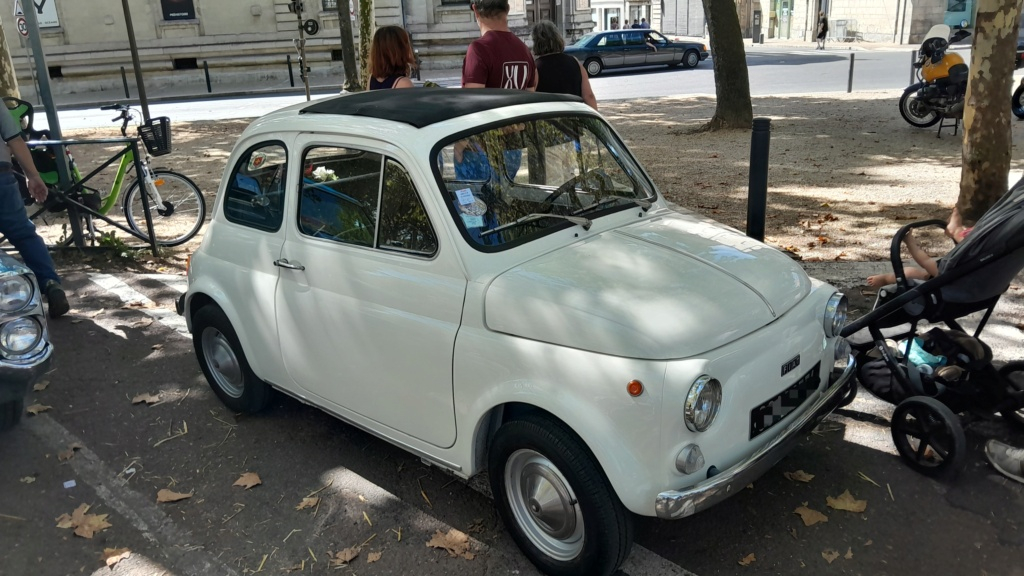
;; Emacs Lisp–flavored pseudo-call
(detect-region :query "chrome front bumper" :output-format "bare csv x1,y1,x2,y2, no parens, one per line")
655,356,855,520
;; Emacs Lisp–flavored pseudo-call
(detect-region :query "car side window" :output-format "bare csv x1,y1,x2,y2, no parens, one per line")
378,159,438,256
604,34,622,47
299,146,382,247
624,32,644,46
224,142,287,232
648,31,668,45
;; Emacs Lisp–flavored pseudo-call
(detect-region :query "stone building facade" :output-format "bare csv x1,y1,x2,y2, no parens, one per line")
0,0,595,96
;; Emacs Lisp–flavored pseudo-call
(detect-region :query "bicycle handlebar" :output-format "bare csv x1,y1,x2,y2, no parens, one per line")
100,103,128,111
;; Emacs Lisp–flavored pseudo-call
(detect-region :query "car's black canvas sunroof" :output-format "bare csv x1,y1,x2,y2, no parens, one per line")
299,89,584,128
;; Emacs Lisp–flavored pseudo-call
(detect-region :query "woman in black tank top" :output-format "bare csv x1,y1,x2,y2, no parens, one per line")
368,26,416,90
530,20,597,110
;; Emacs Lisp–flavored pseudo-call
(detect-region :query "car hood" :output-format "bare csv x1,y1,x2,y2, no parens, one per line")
484,211,812,359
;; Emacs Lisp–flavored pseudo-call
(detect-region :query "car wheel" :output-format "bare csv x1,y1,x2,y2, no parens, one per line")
1012,84,1024,120
0,398,24,432
890,396,964,478
488,414,633,576
193,304,272,413
682,50,700,69
584,58,603,77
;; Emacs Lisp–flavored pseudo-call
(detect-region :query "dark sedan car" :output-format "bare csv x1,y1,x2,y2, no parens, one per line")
565,29,709,77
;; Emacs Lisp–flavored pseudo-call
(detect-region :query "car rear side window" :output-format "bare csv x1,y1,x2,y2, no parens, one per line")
224,142,287,232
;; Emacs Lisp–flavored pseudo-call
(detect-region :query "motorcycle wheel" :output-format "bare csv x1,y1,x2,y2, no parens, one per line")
1012,84,1024,120
899,90,941,128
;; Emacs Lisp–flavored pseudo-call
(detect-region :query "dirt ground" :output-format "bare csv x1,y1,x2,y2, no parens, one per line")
37,89,1024,276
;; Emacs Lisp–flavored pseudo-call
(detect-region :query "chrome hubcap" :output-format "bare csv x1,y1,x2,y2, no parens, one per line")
202,327,244,398
505,449,584,561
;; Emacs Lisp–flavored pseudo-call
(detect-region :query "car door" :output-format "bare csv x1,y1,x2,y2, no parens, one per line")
274,137,466,448
595,33,625,67
622,31,648,66
644,31,674,64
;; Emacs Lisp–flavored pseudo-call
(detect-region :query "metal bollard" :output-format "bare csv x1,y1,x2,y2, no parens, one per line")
287,54,295,88
909,49,917,84
413,49,422,81
203,60,212,93
847,53,855,93
120,66,130,99
747,117,771,241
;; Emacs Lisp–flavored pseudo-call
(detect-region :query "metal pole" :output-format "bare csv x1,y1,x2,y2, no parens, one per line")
120,0,150,122
747,118,771,242
296,6,310,101
23,3,85,248
120,66,130,99
893,0,900,43
203,60,212,93
129,140,159,255
287,54,295,87
847,53,855,93
910,50,916,84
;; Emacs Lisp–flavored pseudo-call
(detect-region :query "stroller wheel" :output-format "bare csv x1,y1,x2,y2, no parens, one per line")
999,362,1024,431
837,379,859,408
891,396,965,478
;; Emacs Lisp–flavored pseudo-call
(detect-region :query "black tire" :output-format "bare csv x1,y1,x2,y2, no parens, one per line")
1012,84,1024,120
891,396,965,478
488,415,633,576
0,398,24,432
584,58,603,77
999,361,1024,430
123,170,207,247
837,379,859,408
899,89,940,128
193,304,272,413
682,49,700,69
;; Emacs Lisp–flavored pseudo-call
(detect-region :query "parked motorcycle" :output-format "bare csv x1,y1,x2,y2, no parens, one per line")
899,24,971,128
1010,41,1024,119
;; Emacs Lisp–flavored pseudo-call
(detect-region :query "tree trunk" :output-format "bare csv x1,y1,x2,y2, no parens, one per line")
358,0,373,90
0,17,21,99
959,0,1023,222
336,0,361,92
697,0,752,132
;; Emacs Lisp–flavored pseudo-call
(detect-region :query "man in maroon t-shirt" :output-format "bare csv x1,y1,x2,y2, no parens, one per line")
462,0,537,90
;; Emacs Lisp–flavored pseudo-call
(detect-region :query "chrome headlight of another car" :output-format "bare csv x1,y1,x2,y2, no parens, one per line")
833,337,852,372
0,275,35,313
823,292,848,338
685,375,722,432
0,317,43,357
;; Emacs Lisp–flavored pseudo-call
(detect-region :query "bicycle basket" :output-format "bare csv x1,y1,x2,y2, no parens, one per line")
138,116,172,156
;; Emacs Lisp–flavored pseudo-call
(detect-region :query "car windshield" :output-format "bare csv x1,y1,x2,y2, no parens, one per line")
434,115,656,250
573,33,596,46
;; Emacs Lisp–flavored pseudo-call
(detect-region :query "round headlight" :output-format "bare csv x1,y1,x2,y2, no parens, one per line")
0,275,34,313
685,375,722,432
823,293,848,338
0,317,43,356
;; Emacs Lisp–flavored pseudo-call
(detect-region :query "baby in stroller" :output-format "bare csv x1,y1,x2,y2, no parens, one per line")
841,182,1024,478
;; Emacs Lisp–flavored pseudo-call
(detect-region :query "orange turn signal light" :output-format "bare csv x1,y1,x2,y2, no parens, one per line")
626,380,644,397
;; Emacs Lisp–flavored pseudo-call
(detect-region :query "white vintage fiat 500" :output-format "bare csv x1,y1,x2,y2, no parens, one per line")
178,90,854,576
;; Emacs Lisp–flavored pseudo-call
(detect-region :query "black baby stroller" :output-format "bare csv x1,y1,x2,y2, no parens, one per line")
841,181,1024,478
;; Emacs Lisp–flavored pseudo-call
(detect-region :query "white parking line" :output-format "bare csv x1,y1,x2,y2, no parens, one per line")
85,272,698,576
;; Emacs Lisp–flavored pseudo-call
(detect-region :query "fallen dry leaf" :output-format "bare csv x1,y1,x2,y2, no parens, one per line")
367,551,382,563
102,548,131,567
794,505,828,526
151,343,163,350
295,497,319,511
845,547,854,560
822,549,840,564
329,547,360,567
156,489,193,503
32,380,49,391
132,393,161,405
57,443,84,462
827,490,867,513
56,504,112,539
426,528,475,560
26,404,51,415
233,472,262,490
784,470,815,483
738,553,756,566
19,476,35,484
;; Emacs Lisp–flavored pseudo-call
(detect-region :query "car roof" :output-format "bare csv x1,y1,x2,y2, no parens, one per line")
298,89,585,129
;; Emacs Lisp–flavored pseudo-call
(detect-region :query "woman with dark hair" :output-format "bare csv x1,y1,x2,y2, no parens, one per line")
368,26,416,90
530,20,597,110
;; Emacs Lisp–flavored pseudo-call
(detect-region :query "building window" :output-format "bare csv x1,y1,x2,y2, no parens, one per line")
440,0,471,4
322,0,337,9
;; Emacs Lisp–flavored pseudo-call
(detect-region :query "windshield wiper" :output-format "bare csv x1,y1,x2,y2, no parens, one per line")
480,213,592,238
571,195,653,216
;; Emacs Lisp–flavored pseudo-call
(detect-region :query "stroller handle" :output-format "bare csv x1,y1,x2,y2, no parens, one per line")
890,219,950,292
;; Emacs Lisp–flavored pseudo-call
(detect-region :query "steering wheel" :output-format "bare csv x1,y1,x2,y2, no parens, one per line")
539,168,613,213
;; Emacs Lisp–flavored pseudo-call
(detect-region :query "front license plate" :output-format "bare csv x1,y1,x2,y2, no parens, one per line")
749,362,821,439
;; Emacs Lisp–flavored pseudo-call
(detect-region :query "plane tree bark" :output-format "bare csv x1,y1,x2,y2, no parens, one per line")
0,17,21,99
358,0,373,90
696,0,752,132
336,0,361,91
958,0,1023,221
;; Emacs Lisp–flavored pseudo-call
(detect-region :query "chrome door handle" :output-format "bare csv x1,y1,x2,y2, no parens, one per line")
273,258,305,271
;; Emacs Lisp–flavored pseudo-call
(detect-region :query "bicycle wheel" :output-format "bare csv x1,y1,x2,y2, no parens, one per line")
123,170,206,247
